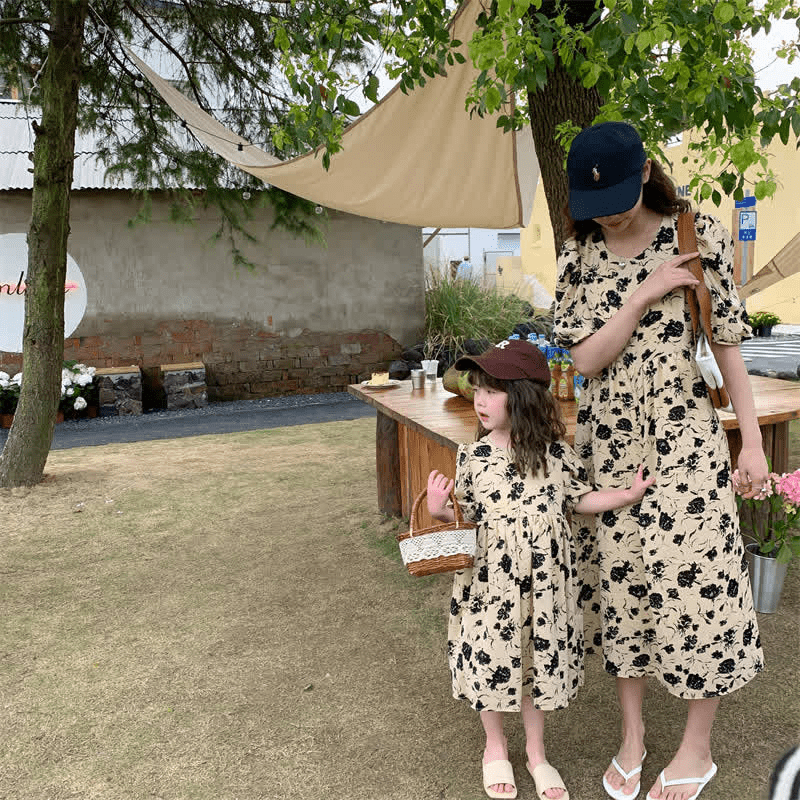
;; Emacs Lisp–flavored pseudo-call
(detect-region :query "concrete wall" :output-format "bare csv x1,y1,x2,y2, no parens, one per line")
0,190,424,399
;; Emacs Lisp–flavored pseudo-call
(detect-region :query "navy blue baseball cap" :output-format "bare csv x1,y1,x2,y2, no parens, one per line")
566,122,647,221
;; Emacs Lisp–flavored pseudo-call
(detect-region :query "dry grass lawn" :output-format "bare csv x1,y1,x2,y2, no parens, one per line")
0,417,797,799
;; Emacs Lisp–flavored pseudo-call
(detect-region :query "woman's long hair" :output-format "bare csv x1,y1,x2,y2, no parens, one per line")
564,159,692,241
470,369,565,478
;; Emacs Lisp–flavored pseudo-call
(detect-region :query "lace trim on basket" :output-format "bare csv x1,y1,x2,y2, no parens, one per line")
399,529,477,564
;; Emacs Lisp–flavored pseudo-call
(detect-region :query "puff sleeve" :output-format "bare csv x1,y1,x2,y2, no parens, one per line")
454,443,479,523
695,213,752,345
554,236,600,348
554,440,594,511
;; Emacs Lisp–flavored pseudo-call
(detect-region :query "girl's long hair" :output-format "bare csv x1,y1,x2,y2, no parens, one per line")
470,369,565,478
564,159,692,240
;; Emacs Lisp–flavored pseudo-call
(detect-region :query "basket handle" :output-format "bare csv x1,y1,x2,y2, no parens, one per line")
409,487,468,537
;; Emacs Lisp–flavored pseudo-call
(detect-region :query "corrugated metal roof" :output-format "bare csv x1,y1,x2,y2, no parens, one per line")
0,101,205,191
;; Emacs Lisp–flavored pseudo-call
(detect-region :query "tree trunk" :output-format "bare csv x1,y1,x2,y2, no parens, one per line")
526,1,602,255
0,1,88,487
526,57,601,256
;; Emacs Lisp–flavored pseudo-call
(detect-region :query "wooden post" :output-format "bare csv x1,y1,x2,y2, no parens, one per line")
376,411,402,516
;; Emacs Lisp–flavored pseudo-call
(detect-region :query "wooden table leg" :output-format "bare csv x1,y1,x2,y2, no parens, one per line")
376,411,402,516
770,421,789,474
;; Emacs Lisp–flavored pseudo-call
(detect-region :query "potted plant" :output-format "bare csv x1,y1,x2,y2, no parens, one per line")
734,466,800,612
747,310,781,337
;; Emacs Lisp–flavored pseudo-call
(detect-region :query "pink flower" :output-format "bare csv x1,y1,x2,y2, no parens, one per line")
777,469,800,507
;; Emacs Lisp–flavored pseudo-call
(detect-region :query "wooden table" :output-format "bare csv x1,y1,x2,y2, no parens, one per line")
348,375,800,526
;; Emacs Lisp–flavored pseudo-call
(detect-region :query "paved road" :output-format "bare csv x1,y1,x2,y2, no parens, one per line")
740,335,800,380
0,392,376,451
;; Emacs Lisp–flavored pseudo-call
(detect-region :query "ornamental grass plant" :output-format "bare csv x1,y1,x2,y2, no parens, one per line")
424,268,551,359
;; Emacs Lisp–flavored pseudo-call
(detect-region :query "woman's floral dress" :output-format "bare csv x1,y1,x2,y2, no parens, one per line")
449,437,593,712
554,212,764,699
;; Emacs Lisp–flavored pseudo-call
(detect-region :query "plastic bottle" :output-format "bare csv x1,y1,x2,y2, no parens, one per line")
558,360,572,400
573,372,584,403
548,359,561,395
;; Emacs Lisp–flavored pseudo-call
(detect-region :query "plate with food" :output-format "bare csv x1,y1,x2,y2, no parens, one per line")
361,372,402,390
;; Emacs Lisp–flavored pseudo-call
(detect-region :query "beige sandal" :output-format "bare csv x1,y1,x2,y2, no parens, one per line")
527,762,569,800
482,759,517,799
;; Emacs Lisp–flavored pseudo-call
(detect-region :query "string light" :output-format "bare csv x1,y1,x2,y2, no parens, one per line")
242,190,251,200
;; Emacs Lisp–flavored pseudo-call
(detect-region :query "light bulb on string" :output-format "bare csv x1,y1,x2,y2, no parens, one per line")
134,79,144,89
242,191,251,200
315,205,323,215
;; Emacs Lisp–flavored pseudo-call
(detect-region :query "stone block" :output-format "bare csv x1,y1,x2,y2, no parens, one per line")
95,366,143,416
160,361,208,410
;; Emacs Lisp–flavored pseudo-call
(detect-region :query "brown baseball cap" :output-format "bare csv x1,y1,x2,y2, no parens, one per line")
454,339,551,385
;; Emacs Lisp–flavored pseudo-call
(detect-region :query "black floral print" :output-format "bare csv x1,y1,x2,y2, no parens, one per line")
553,212,764,700
448,438,592,712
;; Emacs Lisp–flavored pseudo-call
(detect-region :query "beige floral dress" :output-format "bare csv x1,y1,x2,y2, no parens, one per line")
554,212,764,699
450,438,592,712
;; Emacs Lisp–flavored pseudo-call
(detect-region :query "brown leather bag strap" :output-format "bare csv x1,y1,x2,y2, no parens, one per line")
678,212,714,343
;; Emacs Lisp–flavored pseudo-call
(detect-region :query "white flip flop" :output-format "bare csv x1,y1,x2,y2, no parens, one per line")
647,762,717,800
603,750,647,800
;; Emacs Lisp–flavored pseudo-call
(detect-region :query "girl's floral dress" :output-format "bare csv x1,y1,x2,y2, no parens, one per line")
554,212,764,699
449,437,592,712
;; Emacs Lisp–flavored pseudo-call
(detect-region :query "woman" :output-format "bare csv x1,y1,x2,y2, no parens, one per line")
554,121,767,800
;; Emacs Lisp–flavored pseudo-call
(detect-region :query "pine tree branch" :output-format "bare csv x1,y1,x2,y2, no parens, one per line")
0,17,48,27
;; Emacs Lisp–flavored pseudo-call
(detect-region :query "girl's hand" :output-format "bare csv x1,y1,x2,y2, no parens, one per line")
627,464,657,501
733,448,770,499
427,470,455,519
632,252,700,308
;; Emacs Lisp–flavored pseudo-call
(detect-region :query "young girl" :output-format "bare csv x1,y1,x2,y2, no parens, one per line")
427,339,656,800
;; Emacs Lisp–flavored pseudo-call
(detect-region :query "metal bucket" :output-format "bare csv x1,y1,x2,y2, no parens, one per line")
745,542,789,614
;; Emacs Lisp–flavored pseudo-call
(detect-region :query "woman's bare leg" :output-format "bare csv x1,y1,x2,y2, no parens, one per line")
646,697,719,800
604,677,647,796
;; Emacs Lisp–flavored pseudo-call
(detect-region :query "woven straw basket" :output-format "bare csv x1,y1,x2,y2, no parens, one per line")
396,488,477,577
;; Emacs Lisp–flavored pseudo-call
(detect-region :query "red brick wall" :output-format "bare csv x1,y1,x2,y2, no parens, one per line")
0,320,402,401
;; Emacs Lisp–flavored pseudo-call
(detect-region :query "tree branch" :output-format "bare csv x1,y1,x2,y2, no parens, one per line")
0,17,48,27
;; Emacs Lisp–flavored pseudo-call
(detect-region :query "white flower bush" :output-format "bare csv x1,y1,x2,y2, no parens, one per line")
60,362,98,414
1,362,96,417
0,371,22,414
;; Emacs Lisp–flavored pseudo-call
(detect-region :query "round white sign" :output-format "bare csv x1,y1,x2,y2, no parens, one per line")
0,233,87,353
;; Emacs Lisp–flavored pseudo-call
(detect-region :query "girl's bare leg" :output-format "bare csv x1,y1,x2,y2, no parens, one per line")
646,697,719,800
480,709,515,795
604,676,647,796
521,696,564,800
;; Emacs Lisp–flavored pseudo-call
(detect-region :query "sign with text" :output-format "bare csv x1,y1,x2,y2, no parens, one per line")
0,233,87,353
735,195,757,208
738,210,757,242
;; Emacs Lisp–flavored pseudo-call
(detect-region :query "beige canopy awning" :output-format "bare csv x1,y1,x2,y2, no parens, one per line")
739,232,800,299
127,0,537,229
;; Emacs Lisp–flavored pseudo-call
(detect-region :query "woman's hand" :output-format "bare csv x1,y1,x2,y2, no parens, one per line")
632,251,700,308
733,447,770,499
427,470,455,521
